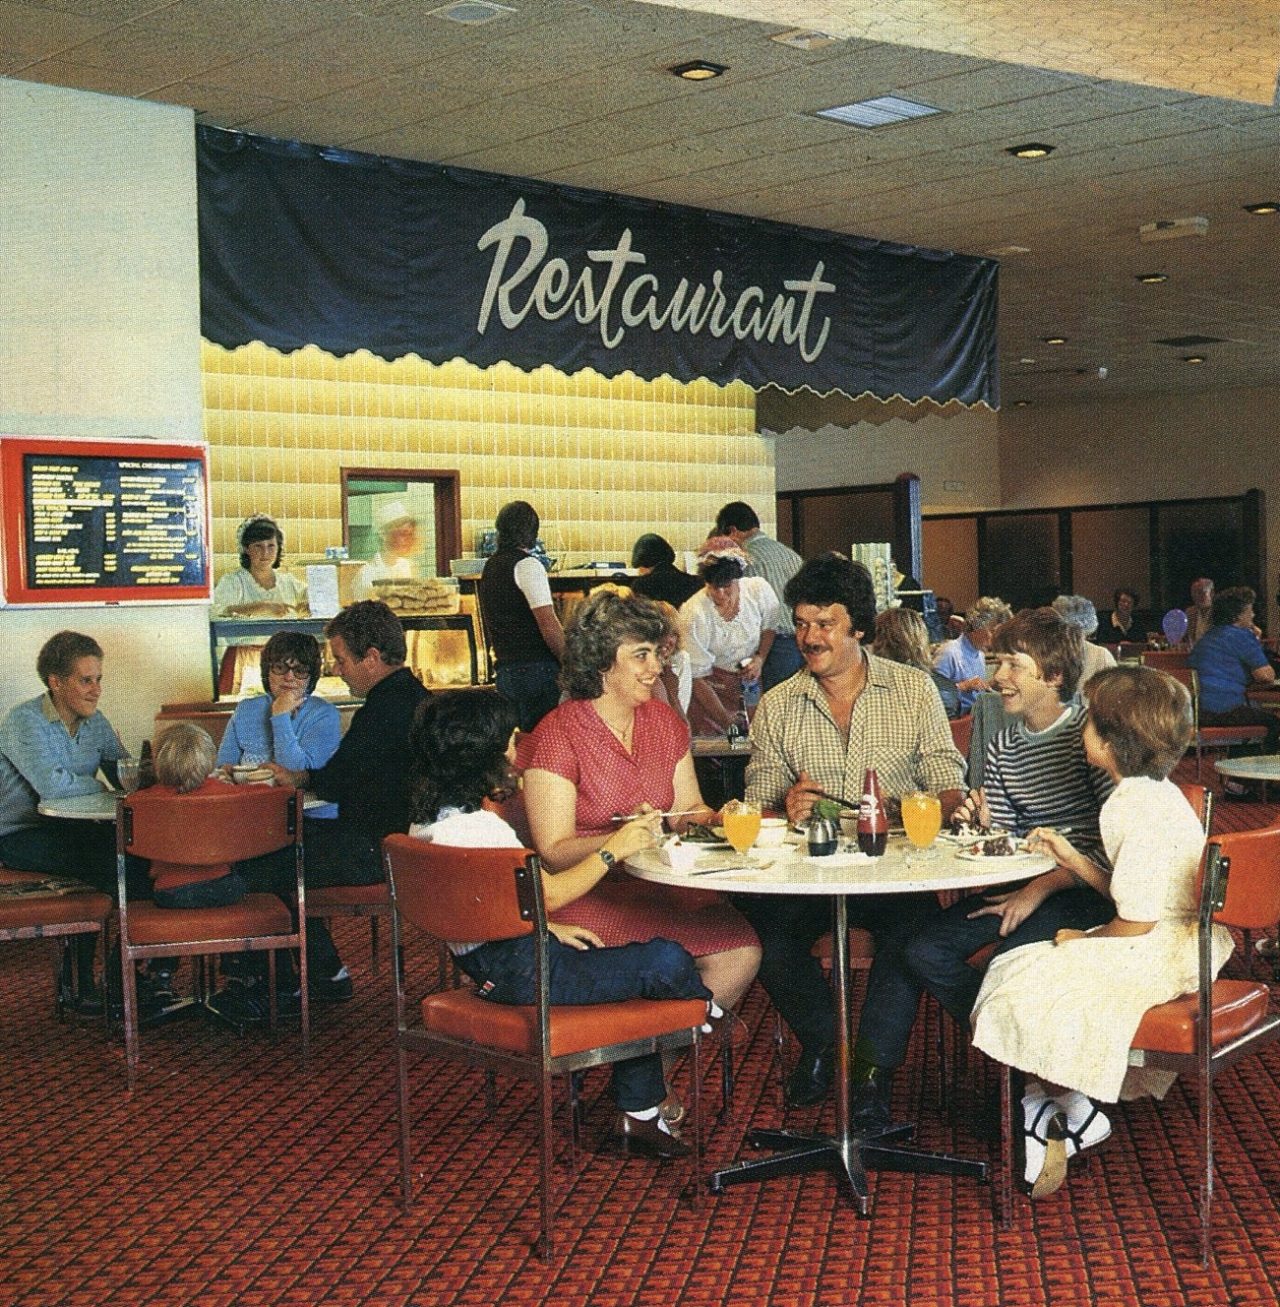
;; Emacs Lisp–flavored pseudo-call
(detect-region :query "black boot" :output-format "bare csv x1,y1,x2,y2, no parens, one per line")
850,1055,894,1134
785,1043,835,1107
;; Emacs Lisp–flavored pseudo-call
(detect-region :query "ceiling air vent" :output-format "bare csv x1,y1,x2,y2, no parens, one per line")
1153,335,1226,347
813,96,941,129
427,1,515,24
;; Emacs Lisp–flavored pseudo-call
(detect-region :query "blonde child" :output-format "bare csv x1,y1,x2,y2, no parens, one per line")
970,665,1233,1197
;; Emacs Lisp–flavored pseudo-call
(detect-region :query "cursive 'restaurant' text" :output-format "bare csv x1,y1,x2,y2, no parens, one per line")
476,199,835,363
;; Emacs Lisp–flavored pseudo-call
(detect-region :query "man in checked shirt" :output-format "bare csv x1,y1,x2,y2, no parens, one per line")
739,553,966,1109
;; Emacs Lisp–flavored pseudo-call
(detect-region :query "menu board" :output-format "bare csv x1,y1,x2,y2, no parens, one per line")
0,436,211,606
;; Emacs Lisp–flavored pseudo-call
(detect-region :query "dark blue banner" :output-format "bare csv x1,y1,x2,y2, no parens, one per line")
197,126,998,407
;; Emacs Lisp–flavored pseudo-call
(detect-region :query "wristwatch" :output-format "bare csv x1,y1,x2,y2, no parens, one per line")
598,848,616,870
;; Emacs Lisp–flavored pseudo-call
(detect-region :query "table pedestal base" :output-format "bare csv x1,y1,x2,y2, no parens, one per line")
708,1121,988,1214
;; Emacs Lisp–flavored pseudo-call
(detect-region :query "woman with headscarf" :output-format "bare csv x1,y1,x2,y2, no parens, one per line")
679,538,779,735
211,514,308,618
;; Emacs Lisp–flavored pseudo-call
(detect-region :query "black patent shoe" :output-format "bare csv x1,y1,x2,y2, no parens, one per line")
784,1043,835,1107
613,1112,691,1160
58,977,105,1017
850,1069,894,1134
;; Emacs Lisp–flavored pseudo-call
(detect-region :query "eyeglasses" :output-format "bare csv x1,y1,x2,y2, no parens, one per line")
268,662,309,679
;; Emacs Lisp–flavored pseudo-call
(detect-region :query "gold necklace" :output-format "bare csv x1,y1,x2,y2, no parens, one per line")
597,706,635,749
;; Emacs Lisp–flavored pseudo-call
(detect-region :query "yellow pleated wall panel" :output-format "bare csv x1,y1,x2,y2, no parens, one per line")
201,342,773,579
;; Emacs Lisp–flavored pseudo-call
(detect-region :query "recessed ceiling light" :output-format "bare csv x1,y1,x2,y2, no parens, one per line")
1182,355,1206,365
669,60,728,81
1041,336,1067,345
814,96,941,129
1242,202,1279,215
1135,272,1168,284
1012,400,1033,407
986,244,1032,257
1006,142,1055,159
1018,357,1036,365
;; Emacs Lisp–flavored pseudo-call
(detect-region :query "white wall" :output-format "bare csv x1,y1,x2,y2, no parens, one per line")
772,409,1001,510
999,387,1279,630
0,79,212,748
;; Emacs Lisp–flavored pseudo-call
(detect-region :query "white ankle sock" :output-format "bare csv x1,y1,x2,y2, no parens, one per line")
1056,1090,1093,1130
625,1107,673,1135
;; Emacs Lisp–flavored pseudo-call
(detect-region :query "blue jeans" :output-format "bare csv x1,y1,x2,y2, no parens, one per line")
153,871,247,909
495,660,561,734
456,935,711,1110
761,635,803,691
854,886,1115,1067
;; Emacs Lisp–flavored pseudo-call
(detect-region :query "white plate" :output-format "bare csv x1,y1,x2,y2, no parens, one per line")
938,828,1010,845
955,848,1036,864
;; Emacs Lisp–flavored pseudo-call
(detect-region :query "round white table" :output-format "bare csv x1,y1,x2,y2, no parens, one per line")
628,835,1052,1212
38,788,328,820
37,791,119,820
1214,753,1280,802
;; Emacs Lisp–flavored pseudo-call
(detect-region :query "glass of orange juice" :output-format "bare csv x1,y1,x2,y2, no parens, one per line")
901,791,942,865
722,799,762,855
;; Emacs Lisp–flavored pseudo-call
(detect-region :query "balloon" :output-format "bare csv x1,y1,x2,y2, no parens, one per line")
1162,608,1189,644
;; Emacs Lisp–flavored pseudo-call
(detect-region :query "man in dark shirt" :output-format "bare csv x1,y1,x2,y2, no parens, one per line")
270,601,429,999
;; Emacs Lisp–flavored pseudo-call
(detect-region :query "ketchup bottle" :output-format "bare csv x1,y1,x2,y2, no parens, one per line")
857,768,887,857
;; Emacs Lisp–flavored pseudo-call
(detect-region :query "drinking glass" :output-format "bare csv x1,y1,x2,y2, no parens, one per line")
116,758,141,794
722,799,762,855
901,791,942,865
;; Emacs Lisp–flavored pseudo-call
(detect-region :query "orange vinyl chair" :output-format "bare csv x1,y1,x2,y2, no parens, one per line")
995,825,1280,1264
116,786,308,1089
1140,649,1191,671
949,714,973,765
305,882,391,975
384,836,707,1261
1163,666,1268,780
0,868,112,1023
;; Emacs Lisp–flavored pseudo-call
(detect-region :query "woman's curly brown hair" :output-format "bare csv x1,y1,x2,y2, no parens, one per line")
561,589,673,700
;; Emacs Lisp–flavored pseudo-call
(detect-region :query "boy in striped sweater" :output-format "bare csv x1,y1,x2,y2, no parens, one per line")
851,608,1115,1130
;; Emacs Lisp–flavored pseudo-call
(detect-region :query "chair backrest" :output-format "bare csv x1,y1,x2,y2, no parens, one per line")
1211,825,1280,933
119,785,301,865
1141,649,1191,671
383,835,536,944
1175,781,1213,836
949,714,973,761
1160,664,1200,725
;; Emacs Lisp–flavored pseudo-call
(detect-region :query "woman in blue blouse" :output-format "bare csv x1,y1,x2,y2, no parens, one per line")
216,632,341,818
1187,586,1279,769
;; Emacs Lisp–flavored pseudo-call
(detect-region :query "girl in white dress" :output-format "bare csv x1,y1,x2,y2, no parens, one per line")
971,665,1233,1198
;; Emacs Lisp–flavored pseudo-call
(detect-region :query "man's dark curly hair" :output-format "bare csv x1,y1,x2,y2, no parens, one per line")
783,554,877,639
409,689,519,823
561,589,673,700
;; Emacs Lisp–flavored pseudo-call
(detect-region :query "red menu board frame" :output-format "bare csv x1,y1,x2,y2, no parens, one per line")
0,435,212,607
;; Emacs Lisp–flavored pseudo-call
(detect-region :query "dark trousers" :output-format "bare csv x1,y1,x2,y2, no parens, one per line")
238,816,379,980
732,891,939,1055
761,635,803,692
457,935,711,1110
495,659,562,734
855,886,1115,1068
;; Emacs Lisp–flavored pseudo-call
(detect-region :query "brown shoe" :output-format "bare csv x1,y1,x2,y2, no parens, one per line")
614,1112,691,1159
658,1092,686,1133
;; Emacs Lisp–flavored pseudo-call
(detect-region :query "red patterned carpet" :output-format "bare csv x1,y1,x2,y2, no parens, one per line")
4,769,1280,1307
